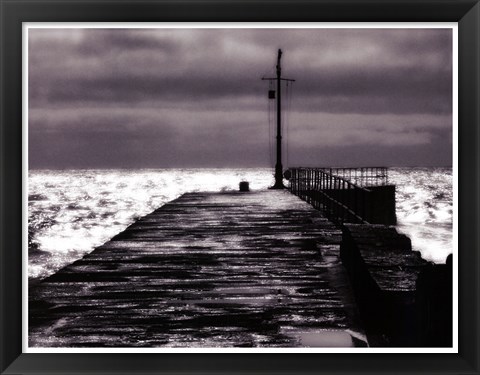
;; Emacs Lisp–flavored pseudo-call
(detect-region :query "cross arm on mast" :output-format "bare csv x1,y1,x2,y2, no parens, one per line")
261,77,296,82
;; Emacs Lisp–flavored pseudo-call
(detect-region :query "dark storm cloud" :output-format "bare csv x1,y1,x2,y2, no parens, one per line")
30,64,451,115
29,107,269,168
77,29,178,54
28,28,453,168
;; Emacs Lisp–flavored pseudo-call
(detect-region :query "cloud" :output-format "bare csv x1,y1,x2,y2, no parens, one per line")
28,27,453,168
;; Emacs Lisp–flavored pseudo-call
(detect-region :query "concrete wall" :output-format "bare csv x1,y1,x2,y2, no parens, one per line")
340,224,452,347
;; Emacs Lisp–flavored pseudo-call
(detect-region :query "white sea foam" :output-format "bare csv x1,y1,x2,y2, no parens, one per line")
389,167,452,264
28,167,453,279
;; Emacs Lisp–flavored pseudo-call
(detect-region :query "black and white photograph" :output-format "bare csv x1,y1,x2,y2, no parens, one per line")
26,25,455,350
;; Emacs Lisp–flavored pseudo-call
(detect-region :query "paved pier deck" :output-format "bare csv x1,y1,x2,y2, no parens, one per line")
29,190,367,348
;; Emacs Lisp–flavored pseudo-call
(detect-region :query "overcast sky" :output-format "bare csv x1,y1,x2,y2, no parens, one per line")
28,27,453,169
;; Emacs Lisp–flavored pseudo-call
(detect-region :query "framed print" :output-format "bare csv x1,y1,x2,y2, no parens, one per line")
1,0,479,374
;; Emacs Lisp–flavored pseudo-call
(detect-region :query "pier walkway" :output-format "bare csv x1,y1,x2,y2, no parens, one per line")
29,190,367,348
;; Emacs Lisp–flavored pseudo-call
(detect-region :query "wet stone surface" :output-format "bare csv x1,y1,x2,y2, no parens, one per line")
29,190,367,348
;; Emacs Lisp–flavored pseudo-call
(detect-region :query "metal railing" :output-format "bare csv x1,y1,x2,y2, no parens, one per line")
322,167,388,187
288,167,395,225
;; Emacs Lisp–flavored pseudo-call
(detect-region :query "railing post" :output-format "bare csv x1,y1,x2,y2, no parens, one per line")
295,169,298,195
352,184,356,222
308,169,311,202
309,169,313,204
291,169,294,194
299,169,302,199
299,169,303,199
302,169,306,201
296,168,298,194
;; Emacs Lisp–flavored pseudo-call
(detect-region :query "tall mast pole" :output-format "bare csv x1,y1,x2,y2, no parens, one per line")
262,49,294,189
273,49,284,189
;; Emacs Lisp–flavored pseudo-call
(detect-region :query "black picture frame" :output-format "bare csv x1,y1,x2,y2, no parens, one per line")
1,1,479,374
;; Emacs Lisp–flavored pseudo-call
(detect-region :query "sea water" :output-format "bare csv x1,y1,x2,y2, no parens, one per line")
28,167,453,280
389,167,453,264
